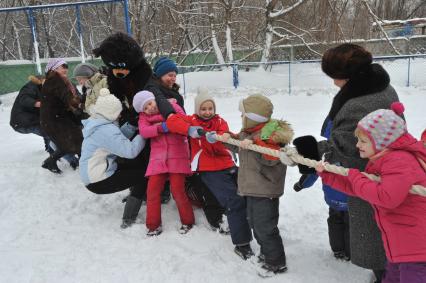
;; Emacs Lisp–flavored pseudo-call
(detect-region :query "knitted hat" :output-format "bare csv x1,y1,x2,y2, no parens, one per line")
239,94,273,129
194,87,215,116
357,102,407,152
73,63,99,78
133,90,155,113
153,57,178,78
45,58,67,74
92,88,122,121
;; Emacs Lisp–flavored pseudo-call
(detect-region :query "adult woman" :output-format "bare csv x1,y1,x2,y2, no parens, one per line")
293,44,400,283
40,58,83,173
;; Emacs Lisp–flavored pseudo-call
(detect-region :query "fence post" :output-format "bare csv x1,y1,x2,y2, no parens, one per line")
288,62,291,95
406,56,411,87
123,0,132,36
26,8,42,74
182,68,186,97
75,5,85,63
232,64,239,89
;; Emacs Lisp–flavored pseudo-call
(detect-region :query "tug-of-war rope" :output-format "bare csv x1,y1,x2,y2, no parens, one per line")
211,133,426,196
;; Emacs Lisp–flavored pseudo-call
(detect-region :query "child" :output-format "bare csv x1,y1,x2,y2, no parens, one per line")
316,102,426,283
225,94,294,276
166,89,253,260
133,90,194,236
79,88,147,228
293,116,350,261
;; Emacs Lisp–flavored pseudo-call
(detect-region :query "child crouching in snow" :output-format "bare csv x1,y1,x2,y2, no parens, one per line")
79,88,147,228
133,90,194,236
223,94,294,276
316,103,426,283
166,88,253,260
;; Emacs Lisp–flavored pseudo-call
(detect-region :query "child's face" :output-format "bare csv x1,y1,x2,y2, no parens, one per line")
143,99,159,115
356,132,375,159
199,101,215,119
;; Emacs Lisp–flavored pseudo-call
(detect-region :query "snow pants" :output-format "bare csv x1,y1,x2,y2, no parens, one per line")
383,262,426,283
328,207,350,258
246,196,286,266
146,173,194,230
200,168,252,245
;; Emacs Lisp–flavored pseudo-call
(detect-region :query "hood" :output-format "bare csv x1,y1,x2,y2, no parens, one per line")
261,119,294,145
82,118,114,138
388,133,426,163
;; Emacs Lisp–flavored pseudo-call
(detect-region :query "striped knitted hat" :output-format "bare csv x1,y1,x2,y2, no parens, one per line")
357,102,406,152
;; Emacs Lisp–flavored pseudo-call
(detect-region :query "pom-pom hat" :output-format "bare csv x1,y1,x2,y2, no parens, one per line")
92,88,122,121
357,102,407,152
194,87,216,116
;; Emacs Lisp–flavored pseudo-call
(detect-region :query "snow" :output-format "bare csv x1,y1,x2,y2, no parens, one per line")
0,65,425,283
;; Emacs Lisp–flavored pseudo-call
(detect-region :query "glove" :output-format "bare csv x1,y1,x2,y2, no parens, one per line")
205,131,217,144
293,182,304,192
293,135,320,174
279,147,297,166
158,122,169,133
188,126,204,138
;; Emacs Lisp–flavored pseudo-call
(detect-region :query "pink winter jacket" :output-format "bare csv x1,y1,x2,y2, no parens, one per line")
138,103,191,177
320,133,426,263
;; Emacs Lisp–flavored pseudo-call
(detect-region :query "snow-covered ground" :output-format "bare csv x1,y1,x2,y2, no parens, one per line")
0,66,425,283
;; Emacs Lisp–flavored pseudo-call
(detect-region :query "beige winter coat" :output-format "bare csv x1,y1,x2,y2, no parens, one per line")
84,73,108,114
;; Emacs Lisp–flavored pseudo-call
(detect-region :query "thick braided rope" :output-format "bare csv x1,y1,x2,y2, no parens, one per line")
213,133,425,196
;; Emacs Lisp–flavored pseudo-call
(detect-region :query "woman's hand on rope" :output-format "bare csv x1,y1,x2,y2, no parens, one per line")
315,161,328,173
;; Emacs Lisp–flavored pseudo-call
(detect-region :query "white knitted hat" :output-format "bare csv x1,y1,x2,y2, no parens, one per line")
357,102,406,152
133,90,155,113
92,88,122,121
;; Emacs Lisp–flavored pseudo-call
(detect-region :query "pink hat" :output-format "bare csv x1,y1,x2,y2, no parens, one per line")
45,58,67,73
357,102,407,152
132,90,155,113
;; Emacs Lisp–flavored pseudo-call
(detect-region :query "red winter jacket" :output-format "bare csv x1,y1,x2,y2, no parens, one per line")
421,129,426,144
166,114,235,171
319,133,426,263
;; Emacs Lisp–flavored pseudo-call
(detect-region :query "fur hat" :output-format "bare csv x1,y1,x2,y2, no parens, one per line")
153,57,178,78
45,58,67,74
194,87,215,116
321,43,372,79
92,88,122,121
239,94,273,129
73,63,98,78
133,90,155,113
357,102,407,152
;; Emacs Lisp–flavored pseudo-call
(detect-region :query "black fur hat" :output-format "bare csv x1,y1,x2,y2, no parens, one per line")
321,43,373,80
93,32,145,71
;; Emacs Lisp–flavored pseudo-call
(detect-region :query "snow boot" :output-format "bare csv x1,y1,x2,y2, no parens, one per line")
147,226,163,237
120,195,143,229
179,224,193,234
257,262,287,278
234,244,254,260
41,156,62,174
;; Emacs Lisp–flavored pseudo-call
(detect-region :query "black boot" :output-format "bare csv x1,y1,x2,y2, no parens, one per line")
41,156,62,174
121,195,143,229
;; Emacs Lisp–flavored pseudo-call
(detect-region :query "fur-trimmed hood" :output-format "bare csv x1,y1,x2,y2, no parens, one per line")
328,63,390,121
268,119,294,145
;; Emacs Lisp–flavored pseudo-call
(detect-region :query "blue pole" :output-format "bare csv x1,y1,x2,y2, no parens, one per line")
406,57,411,87
232,64,239,89
75,5,85,62
26,8,42,74
123,0,131,35
288,62,291,95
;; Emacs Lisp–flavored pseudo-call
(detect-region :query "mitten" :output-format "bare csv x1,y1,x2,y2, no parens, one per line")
157,122,169,133
279,147,297,166
205,131,217,144
188,126,204,138
293,174,318,192
293,135,320,174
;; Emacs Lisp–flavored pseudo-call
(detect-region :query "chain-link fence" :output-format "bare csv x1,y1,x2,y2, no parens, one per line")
178,54,426,96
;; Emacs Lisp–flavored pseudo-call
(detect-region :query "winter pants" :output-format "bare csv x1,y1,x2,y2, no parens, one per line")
200,168,252,245
383,262,426,283
246,196,286,266
328,207,350,258
146,173,194,230
187,174,225,228
86,159,148,199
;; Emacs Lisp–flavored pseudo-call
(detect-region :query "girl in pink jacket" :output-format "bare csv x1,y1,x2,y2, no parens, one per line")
317,102,426,283
133,90,194,236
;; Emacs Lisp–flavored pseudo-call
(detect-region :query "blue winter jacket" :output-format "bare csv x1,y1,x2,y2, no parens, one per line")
79,118,145,185
299,117,348,211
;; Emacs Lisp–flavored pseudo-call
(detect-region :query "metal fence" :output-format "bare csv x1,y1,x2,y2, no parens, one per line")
178,54,426,96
